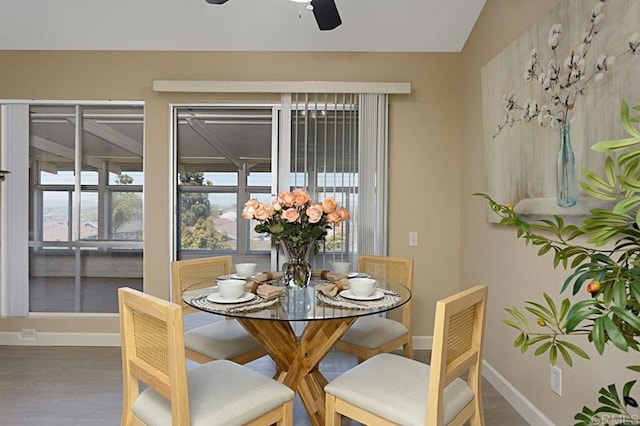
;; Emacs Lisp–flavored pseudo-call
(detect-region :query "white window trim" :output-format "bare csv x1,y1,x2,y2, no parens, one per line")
153,80,410,95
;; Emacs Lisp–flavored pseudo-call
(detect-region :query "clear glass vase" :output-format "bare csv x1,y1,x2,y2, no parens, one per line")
281,240,315,288
556,123,577,207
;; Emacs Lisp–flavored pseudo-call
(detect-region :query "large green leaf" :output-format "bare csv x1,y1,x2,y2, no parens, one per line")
619,150,640,166
557,343,573,366
566,309,596,333
502,319,523,331
620,175,640,192
620,100,640,138
603,316,629,352
559,298,571,322
580,182,619,200
543,293,558,318
525,306,554,324
557,340,590,360
604,156,616,186
614,196,640,214
623,380,636,398
583,168,615,192
610,306,640,331
549,345,558,365
505,307,530,331
593,318,605,354
534,341,552,355
613,280,627,308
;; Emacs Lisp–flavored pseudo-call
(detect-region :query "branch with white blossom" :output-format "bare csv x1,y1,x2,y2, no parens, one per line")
493,0,640,139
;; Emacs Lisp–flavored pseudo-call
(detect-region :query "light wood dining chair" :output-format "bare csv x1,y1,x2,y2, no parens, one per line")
325,285,488,426
118,287,294,426
171,256,266,364
333,254,414,360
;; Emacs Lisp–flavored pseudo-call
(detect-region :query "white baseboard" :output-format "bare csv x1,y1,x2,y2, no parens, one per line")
0,331,121,346
2,332,428,349
482,360,554,425
412,335,432,350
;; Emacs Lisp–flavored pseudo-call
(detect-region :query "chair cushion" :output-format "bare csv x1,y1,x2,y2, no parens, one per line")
325,353,474,426
339,315,408,349
184,320,262,360
132,360,294,426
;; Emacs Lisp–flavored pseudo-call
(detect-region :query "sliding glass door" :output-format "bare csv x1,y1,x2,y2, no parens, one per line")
173,105,277,272
27,104,144,313
172,97,363,271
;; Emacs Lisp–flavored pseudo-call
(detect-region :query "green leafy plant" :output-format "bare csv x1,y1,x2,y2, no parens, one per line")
478,100,640,425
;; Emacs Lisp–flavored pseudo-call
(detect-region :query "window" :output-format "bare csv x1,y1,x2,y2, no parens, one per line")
172,94,388,271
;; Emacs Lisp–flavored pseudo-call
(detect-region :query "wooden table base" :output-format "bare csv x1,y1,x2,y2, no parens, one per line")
238,317,356,426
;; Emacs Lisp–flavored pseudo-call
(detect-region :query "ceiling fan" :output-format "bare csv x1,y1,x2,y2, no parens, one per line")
204,0,342,31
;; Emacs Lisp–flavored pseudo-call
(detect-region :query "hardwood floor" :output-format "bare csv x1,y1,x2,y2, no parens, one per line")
0,344,526,425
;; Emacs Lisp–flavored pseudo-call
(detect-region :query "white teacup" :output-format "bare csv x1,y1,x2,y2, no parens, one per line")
235,263,257,277
217,279,246,300
330,261,351,274
348,278,376,298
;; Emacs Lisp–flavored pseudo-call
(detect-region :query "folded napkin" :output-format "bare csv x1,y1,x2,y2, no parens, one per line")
256,284,285,300
247,271,283,284
311,270,348,281
245,280,261,294
315,278,350,297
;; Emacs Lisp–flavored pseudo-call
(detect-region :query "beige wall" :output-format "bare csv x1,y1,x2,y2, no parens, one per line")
0,51,462,340
461,0,639,424
4,3,626,421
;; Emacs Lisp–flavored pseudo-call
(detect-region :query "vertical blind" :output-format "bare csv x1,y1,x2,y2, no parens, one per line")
283,92,388,268
1,104,30,317
358,93,389,257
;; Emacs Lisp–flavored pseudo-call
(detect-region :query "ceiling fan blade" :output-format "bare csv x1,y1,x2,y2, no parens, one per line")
311,0,342,31
204,0,229,4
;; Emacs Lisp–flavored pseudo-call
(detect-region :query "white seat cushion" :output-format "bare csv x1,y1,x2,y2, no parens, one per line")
132,360,294,426
339,315,408,349
325,353,474,426
184,320,262,360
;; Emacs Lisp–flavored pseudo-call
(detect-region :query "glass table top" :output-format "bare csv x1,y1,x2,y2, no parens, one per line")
182,279,411,322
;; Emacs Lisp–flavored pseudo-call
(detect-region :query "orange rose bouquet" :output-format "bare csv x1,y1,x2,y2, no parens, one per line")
242,188,349,253
242,188,350,286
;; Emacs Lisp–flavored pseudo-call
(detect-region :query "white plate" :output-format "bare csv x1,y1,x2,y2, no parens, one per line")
217,274,249,280
207,292,256,304
339,289,384,301
347,272,370,278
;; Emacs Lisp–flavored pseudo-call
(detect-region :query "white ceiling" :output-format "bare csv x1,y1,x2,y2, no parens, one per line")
0,0,486,52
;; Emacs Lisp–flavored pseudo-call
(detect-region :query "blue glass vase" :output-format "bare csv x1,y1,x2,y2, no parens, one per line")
556,123,577,207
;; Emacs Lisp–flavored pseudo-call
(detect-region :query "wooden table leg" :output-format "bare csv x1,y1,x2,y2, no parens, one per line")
237,317,355,426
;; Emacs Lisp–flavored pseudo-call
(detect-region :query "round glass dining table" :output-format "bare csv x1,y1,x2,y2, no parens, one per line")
183,280,411,426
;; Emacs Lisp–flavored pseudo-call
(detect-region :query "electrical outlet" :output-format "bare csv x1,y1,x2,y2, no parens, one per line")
20,328,36,340
551,365,562,396
409,232,418,246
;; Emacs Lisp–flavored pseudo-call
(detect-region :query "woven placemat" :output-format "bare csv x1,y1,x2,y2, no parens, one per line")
188,291,280,313
316,288,401,310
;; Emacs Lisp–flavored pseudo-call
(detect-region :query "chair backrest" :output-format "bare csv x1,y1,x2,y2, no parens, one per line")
118,287,191,425
426,285,488,425
357,254,414,327
171,255,233,315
